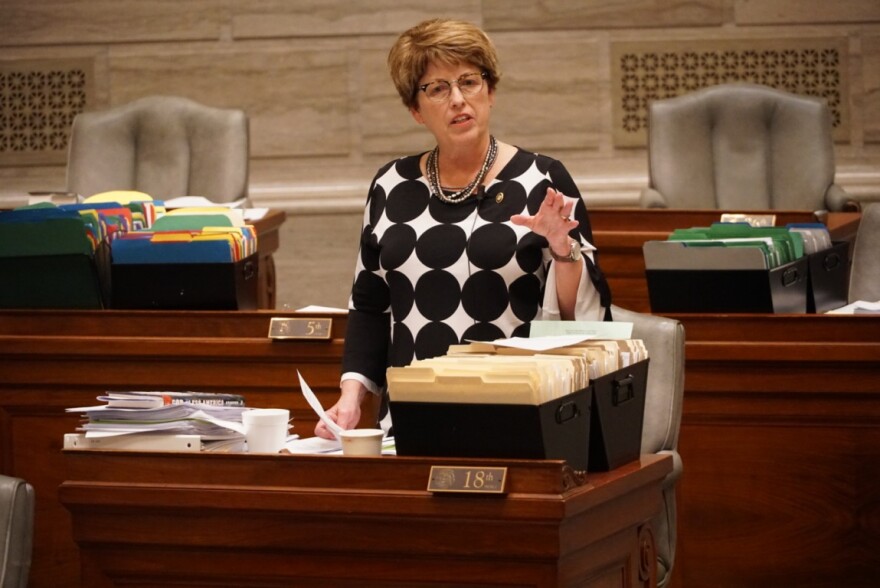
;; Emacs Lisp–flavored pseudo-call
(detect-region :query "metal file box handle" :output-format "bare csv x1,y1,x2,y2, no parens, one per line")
612,375,636,406
782,266,800,287
243,260,256,280
823,252,841,271
555,401,580,424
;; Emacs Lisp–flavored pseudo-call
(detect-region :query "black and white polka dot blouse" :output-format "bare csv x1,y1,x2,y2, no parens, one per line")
342,147,611,389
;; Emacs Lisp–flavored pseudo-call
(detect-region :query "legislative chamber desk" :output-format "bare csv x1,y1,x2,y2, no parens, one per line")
2,310,879,587
59,451,671,587
249,208,287,309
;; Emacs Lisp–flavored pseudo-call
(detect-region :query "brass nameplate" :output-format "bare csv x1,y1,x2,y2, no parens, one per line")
268,317,332,340
427,466,507,495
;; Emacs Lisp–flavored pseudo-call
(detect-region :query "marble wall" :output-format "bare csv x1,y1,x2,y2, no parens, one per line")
2,0,879,210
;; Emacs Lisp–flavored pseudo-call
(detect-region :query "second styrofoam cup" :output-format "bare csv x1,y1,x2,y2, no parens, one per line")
339,428,385,456
243,408,289,453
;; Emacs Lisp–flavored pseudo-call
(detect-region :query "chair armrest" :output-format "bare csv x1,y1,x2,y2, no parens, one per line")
825,183,861,212
640,187,668,208
0,474,35,588
657,449,683,490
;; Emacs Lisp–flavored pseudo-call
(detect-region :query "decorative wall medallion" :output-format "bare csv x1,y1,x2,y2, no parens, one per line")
0,59,94,165
611,38,849,147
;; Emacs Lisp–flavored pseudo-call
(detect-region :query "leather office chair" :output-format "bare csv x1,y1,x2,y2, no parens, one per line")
67,95,250,203
640,83,856,212
0,474,34,588
848,202,880,303
611,305,685,588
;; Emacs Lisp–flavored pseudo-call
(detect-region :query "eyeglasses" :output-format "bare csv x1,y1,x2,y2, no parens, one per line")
417,71,488,103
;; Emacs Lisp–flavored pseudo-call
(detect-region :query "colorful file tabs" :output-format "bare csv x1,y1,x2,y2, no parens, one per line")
0,203,117,308
110,209,257,265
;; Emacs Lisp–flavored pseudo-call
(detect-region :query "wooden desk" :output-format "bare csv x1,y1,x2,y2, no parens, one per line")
4,310,879,587
0,309,359,588
59,450,670,587
250,208,287,309
590,209,860,313
670,313,880,588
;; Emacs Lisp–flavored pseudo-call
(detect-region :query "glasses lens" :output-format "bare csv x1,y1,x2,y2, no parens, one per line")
458,73,483,95
422,73,485,102
425,81,451,101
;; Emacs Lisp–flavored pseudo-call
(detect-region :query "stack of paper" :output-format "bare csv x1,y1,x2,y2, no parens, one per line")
387,338,648,406
67,392,251,451
163,195,247,210
97,390,246,409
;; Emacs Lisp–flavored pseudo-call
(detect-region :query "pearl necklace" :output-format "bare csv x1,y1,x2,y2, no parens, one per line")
427,135,498,204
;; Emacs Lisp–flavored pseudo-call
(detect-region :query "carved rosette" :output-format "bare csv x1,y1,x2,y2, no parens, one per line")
638,523,657,586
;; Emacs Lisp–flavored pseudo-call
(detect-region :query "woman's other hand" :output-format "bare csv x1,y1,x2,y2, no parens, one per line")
314,380,367,439
510,187,579,256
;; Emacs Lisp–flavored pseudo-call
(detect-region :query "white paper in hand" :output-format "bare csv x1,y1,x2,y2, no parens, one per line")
297,370,343,439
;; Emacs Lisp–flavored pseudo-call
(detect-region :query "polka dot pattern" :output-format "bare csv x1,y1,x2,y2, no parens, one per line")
347,149,597,370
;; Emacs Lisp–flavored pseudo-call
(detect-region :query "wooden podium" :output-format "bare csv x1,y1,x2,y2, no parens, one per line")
60,450,671,588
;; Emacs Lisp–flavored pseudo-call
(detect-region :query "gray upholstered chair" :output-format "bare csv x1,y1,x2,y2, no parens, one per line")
848,202,880,303
66,95,249,203
0,474,34,588
611,305,685,588
640,83,856,212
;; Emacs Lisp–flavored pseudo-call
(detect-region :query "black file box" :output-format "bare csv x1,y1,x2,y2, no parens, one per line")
646,257,809,313
0,244,110,309
805,241,849,314
389,360,649,472
390,387,592,470
587,359,649,471
110,253,258,310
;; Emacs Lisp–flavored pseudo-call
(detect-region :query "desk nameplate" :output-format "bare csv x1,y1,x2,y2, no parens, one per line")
268,317,332,340
427,466,507,495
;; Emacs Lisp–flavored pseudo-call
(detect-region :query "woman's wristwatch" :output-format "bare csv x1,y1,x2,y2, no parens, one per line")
549,238,583,263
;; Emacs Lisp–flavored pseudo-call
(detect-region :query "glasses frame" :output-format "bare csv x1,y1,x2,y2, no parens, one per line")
417,71,488,103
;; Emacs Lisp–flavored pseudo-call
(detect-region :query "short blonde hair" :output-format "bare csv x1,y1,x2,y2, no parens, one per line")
387,18,501,109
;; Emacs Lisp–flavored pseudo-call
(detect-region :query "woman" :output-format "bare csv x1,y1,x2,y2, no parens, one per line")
315,18,611,438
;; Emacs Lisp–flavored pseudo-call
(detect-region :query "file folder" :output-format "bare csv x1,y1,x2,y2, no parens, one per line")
0,209,109,309
388,353,649,471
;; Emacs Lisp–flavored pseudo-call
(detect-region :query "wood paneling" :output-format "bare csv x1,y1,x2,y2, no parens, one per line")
671,313,880,588
60,451,670,587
